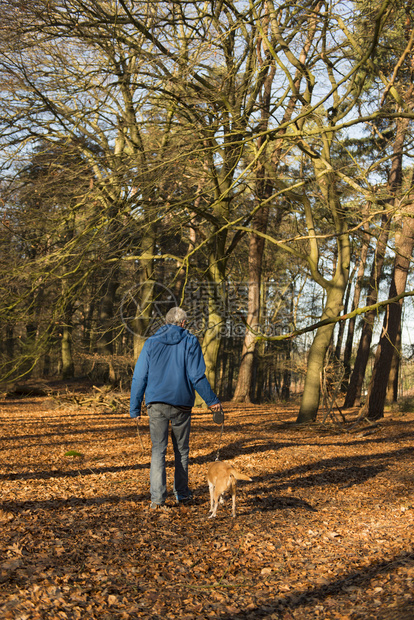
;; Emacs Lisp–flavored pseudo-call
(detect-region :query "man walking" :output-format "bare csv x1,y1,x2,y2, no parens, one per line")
130,307,221,509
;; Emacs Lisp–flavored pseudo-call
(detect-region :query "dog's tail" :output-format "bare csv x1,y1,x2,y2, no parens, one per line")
230,469,252,482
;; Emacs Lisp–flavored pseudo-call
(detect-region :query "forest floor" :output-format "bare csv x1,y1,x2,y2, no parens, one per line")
1,386,414,619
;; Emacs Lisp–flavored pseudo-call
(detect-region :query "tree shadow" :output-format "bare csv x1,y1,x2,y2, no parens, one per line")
218,440,412,474
250,493,317,513
252,462,387,494
0,490,150,515
216,550,414,619
2,440,410,490
0,461,150,482
274,445,412,486
0,423,134,451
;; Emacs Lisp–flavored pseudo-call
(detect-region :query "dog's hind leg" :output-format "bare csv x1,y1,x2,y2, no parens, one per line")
209,499,218,518
209,487,222,518
230,477,237,518
208,481,215,515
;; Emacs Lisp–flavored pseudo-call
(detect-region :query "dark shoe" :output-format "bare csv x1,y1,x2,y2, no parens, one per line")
176,494,193,505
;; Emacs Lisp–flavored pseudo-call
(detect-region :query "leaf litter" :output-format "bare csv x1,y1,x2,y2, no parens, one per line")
0,392,413,619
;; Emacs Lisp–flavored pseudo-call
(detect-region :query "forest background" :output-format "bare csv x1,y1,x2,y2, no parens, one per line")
2,0,414,423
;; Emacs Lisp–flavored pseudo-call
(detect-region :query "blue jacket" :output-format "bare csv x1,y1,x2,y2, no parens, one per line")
130,324,220,417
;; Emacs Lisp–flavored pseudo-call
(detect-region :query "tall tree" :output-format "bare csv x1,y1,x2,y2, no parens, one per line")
233,0,322,402
342,216,371,388
344,0,414,408
362,194,414,419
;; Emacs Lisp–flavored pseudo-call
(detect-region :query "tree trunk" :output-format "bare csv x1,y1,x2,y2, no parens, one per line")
233,29,276,402
362,200,414,420
132,225,156,362
386,323,401,405
343,211,392,407
61,280,75,379
82,296,95,353
201,215,229,395
281,340,292,400
342,221,371,388
334,264,356,361
21,281,45,378
296,284,346,422
227,338,236,398
97,274,119,383
281,285,294,400
5,324,14,359
344,116,409,407
97,277,118,357
233,6,319,403
254,340,265,402
296,161,351,423
202,278,225,390
61,323,74,379
233,207,269,403
132,279,155,362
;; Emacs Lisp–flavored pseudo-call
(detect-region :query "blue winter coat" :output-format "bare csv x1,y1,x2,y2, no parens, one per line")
129,324,220,417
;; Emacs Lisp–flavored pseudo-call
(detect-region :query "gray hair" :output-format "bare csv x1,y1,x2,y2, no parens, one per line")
165,307,187,326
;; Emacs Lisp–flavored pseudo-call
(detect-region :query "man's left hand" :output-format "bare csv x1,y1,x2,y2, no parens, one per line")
209,403,222,412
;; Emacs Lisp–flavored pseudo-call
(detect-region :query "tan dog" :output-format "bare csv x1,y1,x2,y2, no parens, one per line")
207,461,252,518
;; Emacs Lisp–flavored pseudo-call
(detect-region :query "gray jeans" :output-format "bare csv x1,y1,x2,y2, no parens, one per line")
147,403,192,504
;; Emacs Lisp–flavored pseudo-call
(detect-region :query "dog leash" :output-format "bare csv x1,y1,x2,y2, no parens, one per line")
213,404,225,461
136,419,145,452
215,422,224,461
